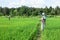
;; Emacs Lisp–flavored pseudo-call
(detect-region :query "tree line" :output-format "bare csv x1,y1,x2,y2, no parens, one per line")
0,6,60,16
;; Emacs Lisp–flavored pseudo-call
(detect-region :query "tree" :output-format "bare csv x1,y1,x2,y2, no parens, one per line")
48,6,53,15
0,7,3,16
44,6,49,15
55,6,60,15
10,8,15,16
2,7,10,16
0,6,60,16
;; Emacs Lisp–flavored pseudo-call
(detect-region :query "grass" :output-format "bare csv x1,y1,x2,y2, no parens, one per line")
41,17,60,40
0,16,60,40
0,16,39,40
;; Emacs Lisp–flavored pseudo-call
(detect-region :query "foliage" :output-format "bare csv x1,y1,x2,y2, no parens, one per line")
0,6,60,16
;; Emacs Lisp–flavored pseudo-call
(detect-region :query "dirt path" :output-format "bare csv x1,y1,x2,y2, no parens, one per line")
32,23,41,40
36,27,41,40
36,23,41,40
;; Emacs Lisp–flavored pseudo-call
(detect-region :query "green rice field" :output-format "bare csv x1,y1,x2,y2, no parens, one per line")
41,17,60,40
0,16,60,40
0,17,39,40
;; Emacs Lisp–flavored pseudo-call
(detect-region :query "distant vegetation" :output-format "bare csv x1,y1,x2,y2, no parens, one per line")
0,6,60,16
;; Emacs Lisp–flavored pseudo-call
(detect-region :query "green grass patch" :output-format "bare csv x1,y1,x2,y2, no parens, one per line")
0,17,39,40
41,17,60,40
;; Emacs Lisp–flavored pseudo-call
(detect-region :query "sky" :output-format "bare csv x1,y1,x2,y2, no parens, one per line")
0,0,60,8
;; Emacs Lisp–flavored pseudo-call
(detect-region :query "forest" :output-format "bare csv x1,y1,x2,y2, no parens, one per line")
0,6,60,16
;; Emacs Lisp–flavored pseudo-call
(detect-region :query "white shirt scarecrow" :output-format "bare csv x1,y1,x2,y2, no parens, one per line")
41,12,46,31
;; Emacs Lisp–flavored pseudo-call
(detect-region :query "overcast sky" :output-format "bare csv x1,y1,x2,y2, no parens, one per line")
0,0,60,8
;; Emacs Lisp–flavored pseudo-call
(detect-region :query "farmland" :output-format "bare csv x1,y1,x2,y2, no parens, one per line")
41,17,60,40
0,16,60,40
0,16,39,40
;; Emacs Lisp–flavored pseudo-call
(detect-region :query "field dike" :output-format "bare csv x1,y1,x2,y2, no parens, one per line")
28,22,41,40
